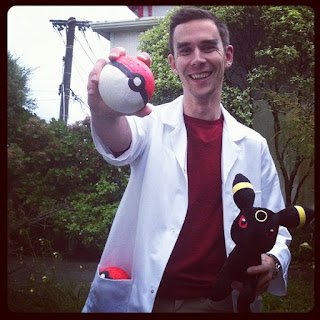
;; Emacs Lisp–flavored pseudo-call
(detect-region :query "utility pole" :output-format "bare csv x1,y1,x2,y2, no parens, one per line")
50,18,90,124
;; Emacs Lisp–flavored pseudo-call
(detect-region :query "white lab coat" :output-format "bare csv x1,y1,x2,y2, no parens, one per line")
82,95,292,313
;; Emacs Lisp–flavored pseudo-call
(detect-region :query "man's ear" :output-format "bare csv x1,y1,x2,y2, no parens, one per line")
224,45,234,69
232,174,255,210
168,54,178,76
278,206,314,228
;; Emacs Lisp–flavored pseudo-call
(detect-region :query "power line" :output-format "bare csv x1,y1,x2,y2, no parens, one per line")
74,34,95,65
72,58,89,87
96,33,108,57
80,29,97,61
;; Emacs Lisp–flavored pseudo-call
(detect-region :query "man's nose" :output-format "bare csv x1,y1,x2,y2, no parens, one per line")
191,48,206,66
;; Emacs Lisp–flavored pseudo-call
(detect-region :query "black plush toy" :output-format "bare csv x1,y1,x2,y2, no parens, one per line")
210,174,314,312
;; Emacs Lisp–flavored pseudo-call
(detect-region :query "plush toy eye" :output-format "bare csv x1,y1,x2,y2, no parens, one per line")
255,210,268,222
238,215,248,228
266,228,277,239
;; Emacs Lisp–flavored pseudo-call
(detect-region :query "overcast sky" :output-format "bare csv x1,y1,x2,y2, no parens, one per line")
7,5,137,124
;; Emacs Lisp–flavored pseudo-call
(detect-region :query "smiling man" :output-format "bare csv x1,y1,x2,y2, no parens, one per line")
83,7,292,313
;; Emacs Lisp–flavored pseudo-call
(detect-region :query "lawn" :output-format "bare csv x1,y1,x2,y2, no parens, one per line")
7,226,314,313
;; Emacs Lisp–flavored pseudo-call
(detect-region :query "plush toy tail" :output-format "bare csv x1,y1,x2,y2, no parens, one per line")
278,206,314,228
232,174,255,210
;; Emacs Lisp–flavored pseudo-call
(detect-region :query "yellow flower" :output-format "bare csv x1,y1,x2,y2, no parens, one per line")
30,288,34,294
30,274,35,281
42,276,47,283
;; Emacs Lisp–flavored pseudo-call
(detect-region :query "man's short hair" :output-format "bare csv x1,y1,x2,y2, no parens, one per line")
169,7,230,55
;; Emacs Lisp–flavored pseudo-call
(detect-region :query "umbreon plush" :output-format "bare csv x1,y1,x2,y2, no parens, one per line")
210,173,314,312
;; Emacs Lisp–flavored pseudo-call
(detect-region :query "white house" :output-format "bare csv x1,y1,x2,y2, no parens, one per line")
90,6,174,56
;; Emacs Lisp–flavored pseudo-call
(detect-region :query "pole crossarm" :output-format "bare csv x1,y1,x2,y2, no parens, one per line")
50,18,91,31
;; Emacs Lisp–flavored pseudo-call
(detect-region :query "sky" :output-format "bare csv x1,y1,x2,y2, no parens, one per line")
7,5,137,124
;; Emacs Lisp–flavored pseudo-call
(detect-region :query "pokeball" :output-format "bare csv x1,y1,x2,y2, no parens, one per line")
98,55,155,114
99,267,130,280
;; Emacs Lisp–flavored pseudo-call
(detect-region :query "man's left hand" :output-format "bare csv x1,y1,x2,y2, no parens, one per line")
231,253,276,295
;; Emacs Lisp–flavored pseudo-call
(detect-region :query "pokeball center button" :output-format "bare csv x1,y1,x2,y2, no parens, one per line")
133,77,142,87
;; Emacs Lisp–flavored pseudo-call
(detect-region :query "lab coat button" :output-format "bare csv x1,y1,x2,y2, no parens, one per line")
151,289,154,294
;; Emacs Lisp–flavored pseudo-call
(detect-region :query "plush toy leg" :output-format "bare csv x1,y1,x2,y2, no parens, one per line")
211,249,242,302
237,275,258,313
211,271,233,301
211,261,235,301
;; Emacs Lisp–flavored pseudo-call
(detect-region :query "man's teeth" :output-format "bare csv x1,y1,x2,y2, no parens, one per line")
190,72,211,80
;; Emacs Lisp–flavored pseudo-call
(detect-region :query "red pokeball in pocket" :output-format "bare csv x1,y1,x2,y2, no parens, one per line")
99,267,130,280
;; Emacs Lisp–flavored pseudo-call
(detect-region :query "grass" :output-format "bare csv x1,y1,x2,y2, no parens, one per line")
7,225,315,313
262,224,315,313
8,278,91,313
262,265,315,312
7,255,92,313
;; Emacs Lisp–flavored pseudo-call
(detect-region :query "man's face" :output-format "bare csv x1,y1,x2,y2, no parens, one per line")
169,19,233,103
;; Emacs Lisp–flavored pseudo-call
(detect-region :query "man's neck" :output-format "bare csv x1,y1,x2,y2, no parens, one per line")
183,95,221,121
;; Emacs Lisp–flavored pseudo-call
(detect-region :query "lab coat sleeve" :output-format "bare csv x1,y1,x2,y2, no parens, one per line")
90,115,150,167
260,140,292,296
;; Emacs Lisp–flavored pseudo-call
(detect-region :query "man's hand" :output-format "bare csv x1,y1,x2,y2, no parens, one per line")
87,47,153,156
231,253,276,295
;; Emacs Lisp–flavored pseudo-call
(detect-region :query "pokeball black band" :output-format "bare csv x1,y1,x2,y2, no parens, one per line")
109,60,148,106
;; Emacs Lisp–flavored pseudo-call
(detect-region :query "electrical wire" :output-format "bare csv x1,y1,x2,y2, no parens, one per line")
74,34,95,65
53,25,66,46
80,29,97,61
96,32,108,57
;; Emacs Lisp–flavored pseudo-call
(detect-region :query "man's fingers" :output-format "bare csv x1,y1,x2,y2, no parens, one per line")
137,52,152,67
231,281,243,291
88,59,108,85
246,265,266,275
134,104,153,118
109,47,126,61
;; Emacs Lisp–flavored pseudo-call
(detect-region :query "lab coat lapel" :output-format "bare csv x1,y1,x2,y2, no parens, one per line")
169,123,187,173
221,107,245,185
162,96,187,173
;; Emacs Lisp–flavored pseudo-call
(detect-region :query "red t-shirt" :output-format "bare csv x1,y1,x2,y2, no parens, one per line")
157,113,226,299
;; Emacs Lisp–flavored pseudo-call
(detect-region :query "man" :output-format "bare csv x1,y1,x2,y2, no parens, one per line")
82,7,291,313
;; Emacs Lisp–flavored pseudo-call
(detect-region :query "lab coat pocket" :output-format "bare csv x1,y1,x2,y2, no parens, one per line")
82,265,133,313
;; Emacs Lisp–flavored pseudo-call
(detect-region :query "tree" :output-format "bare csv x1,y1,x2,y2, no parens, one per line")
7,52,36,143
139,6,314,206
247,6,314,206
138,8,182,106
7,53,130,257
8,115,130,257
138,6,260,127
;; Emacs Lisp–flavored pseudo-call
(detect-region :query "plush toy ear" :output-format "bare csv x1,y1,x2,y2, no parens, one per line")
232,174,255,210
277,206,314,228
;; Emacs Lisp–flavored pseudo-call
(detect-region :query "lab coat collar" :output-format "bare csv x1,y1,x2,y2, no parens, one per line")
160,95,184,128
160,95,247,142
221,107,247,142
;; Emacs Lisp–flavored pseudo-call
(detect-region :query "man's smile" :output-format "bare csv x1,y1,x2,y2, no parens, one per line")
189,72,212,80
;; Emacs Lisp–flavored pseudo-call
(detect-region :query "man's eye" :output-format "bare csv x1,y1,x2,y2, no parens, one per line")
178,48,191,56
202,45,217,53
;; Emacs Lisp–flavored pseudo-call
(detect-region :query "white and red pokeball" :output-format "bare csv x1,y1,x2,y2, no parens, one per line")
98,55,155,114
